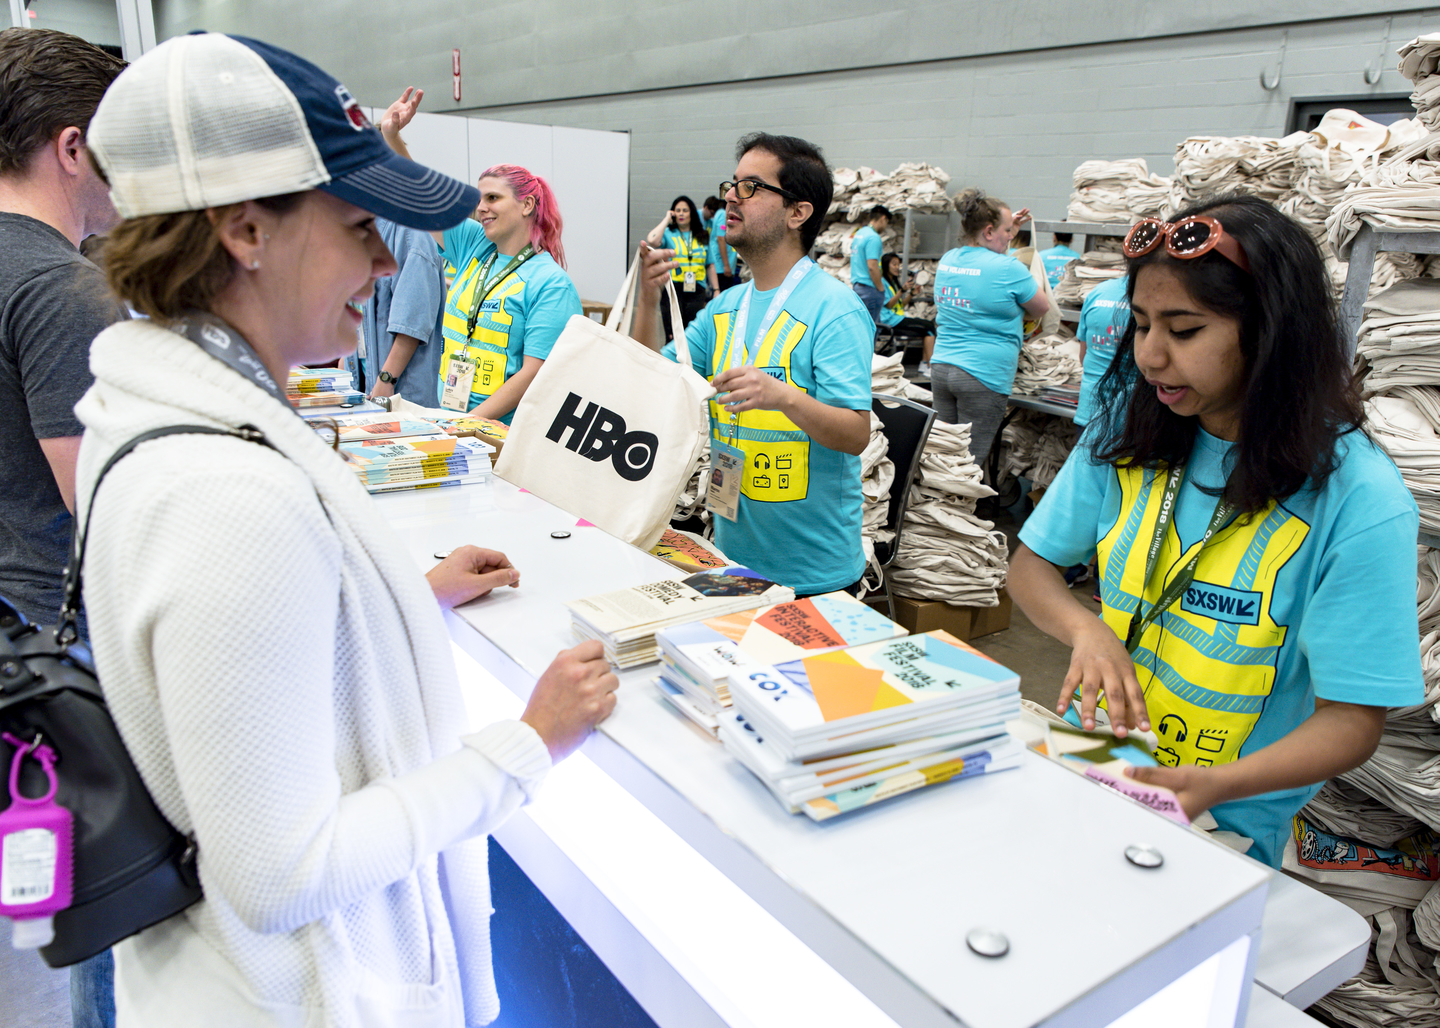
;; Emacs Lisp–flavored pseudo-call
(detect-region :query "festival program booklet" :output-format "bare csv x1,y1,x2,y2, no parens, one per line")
728,630,1021,761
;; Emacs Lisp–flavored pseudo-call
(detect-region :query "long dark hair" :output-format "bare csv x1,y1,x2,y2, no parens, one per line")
667,195,709,247
1090,193,1363,514
881,251,904,291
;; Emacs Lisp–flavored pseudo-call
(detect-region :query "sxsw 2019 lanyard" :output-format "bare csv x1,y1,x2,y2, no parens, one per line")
464,244,535,340
443,245,536,411
173,311,291,409
1123,465,1234,653
706,258,815,522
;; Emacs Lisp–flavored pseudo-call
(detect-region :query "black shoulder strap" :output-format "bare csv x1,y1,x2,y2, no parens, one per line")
56,425,276,644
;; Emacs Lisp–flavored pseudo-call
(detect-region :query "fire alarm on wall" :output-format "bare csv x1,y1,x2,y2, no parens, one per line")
452,48,461,102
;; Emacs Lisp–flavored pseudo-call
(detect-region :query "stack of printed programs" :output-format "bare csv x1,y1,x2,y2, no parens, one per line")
653,590,909,734
566,569,794,669
287,367,363,408
721,630,1024,820
340,436,493,494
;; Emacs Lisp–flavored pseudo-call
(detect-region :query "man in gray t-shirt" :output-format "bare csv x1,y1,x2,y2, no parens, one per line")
0,214,123,627
0,28,127,632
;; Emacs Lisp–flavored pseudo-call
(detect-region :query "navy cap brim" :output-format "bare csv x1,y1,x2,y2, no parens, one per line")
319,150,479,232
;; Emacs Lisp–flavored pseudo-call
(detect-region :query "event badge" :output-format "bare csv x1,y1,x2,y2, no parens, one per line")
683,270,697,293
440,353,477,411
706,438,744,523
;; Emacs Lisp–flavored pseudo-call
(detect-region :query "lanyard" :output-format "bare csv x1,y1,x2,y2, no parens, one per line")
726,257,815,371
1123,465,1234,653
173,310,290,408
465,244,534,339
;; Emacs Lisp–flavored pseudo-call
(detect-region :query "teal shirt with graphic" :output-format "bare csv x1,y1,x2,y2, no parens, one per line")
1073,275,1130,427
662,268,873,594
709,209,731,274
1039,244,1081,287
932,246,1038,394
1020,429,1422,868
880,280,905,328
439,219,581,424
850,226,883,289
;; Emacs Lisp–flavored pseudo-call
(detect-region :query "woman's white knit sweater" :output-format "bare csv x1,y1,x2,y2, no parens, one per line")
74,319,551,1027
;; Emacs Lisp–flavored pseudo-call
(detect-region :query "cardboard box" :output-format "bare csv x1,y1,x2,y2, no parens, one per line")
890,589,1011,642
581,300,613,323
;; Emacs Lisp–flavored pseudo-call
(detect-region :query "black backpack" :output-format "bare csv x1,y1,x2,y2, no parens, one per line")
0,424,270,966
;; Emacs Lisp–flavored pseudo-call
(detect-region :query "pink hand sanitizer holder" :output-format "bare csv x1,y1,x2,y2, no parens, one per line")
0,732,74,948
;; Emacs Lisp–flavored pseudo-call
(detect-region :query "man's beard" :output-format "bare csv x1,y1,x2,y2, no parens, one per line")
728,213,787,265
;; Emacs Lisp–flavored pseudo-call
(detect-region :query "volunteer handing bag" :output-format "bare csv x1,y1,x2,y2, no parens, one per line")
495,253,715,549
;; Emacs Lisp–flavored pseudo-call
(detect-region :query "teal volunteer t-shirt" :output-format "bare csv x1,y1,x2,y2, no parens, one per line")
1019,429,1422,868
710,209,731,274
849,225,883,289
439,219,581,425
1073,275,1130,427
932,246,1038,395
662,269,873,594
1039,244,1080,287
880,280,905,328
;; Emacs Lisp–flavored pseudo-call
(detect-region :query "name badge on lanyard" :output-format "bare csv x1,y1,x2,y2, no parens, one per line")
703,258,815,521
441,354,477,411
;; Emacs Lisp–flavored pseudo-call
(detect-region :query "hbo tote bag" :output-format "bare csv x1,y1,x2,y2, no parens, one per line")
494,255,715,549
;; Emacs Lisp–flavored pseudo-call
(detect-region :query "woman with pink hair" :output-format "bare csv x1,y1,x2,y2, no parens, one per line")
383,89,582,423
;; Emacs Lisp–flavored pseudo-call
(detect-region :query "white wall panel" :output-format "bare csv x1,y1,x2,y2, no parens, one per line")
467,118,554,182
550,126,632,304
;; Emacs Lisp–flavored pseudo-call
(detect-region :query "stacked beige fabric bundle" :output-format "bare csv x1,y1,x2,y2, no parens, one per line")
1399,33,1440,131
1168,133,1309,211
1067,158,1171,222
1052,243,1126,307
1012,333,1081,395
1330,134,1440,264
997,409,1081,491
859,412,895,595
833,162,953,220
887,419,1006,606
1364,394,1440,534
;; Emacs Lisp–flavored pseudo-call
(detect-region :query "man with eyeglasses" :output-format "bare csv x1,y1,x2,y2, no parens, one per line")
629,133,873,598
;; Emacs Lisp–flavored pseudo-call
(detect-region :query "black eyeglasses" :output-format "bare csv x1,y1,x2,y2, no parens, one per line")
719,178,803,203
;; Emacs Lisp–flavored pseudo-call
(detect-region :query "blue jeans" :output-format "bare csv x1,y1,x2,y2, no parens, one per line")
852,283,883,324
70,948,116,1028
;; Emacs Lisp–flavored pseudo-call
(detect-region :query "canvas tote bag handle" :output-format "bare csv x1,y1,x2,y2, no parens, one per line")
605,251,696,372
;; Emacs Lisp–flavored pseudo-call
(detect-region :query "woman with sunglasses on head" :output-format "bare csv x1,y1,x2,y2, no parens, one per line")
1008,194,1421,868
77,38,617,1025
381,89,581,425
929,188,1051,463
645,195,716,340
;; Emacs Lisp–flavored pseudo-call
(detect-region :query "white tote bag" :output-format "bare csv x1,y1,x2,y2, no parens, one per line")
494,254,715,550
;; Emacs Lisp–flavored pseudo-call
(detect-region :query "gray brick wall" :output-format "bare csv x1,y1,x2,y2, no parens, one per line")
463,12,1435,247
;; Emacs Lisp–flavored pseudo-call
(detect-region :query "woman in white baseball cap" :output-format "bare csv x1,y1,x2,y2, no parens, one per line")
76,32,618,1027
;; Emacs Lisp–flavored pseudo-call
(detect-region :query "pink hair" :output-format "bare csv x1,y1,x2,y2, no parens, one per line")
479,164,567,269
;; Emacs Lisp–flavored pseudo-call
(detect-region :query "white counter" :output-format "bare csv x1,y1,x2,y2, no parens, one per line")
373,478,1365,1028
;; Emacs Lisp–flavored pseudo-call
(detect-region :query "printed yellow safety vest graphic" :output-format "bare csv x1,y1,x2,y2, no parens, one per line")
441,261,527,406
710,308,812,503
670,233,707,283
884,282,904,318
1096,465,1310,768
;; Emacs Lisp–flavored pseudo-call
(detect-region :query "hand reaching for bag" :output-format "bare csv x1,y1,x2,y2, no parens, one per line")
637,241,678,305
521,640,620,762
